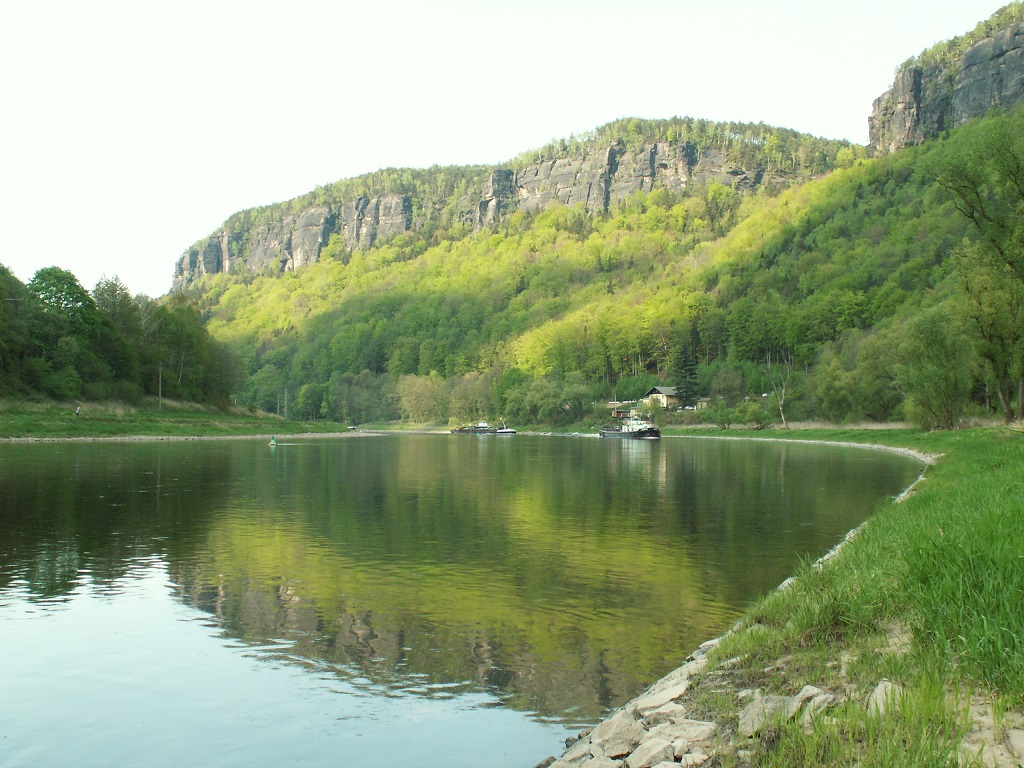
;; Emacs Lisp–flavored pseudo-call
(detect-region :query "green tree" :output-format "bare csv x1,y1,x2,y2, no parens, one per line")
26,267,108,399
895,306,978,429
294,383,322,420
703,182,739,235
524,377,561,423
932,108,1024,281
92,276,143,394
812,350,852,423
324,370,397,424
733,399,769,429
560,372,593,422
929,111,1024,423
955,247,1024,422
93,276,142,337
841,329,904,422
0,265,42,395
248,364,285,413
162,298,211,400
705,400,733,429
448,371,494,423
670,338,699,406
29,267,96,322
397,372,445,423
710,364,745,406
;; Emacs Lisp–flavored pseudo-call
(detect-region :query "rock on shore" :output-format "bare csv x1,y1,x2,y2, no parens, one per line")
539,652,716,768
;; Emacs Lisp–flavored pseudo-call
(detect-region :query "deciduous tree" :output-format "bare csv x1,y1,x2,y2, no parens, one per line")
895,306,977,429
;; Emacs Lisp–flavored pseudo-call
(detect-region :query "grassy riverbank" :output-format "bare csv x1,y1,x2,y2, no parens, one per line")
0,399,345,439
660,426,1024,767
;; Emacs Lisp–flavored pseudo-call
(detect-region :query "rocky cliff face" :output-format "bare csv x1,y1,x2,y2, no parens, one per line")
466,142,707,229
173,141,761,289
175,196,409,284
869,22,1024,154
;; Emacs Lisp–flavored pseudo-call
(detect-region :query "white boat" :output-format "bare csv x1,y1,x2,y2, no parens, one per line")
496,419,516,435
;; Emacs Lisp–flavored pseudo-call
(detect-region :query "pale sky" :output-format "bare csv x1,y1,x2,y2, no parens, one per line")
0,0,1006,298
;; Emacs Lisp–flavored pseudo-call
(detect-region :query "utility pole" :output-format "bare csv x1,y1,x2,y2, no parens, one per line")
158,361,162,411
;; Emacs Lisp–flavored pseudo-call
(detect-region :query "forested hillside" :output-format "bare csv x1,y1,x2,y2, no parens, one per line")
179,107,1023,430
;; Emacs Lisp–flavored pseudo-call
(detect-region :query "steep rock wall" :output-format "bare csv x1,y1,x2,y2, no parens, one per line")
173,142,758,289
870,22,1024,154
175,196,409,286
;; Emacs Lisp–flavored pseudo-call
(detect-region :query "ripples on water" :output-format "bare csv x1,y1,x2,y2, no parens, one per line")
0,436,923,767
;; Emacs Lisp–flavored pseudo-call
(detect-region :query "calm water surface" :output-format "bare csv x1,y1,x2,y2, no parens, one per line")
0,434,923,767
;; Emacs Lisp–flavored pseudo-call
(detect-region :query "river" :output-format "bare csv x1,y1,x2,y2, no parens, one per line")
0,434,923,767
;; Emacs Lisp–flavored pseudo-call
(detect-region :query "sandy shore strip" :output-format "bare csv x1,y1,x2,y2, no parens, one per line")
669,433,941,465
2,430,942,467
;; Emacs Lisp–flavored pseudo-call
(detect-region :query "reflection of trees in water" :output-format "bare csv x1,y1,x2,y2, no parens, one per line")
165,438,917,722
672,440,923,604
0,443,232,599
1,438,922,724
156,438,722,721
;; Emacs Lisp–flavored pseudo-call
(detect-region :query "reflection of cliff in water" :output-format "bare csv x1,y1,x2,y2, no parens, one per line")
169,566,623,721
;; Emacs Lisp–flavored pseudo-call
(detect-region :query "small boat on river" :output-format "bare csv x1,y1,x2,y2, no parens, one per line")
599,415,661,440
496,419,516,435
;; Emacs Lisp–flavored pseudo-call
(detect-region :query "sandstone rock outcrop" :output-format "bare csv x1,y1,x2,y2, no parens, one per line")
172,141,760,290
175,196,408,286
869,22,1024,154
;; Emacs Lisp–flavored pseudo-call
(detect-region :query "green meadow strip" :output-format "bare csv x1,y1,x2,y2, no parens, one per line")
0,399,343,439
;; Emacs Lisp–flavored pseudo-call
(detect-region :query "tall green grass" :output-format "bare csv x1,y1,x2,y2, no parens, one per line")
706,428,1022,766
904,487,1024,702
741,429,1024,705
